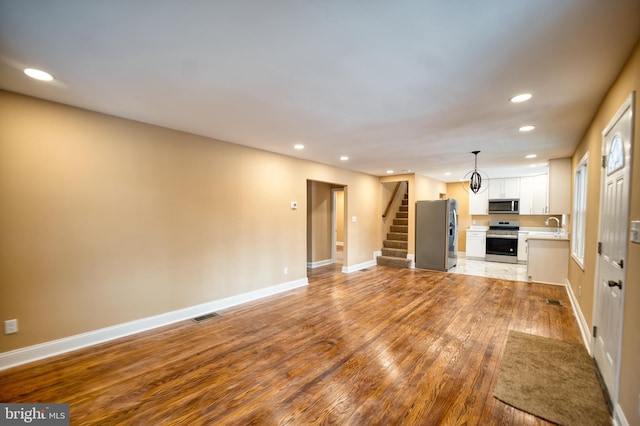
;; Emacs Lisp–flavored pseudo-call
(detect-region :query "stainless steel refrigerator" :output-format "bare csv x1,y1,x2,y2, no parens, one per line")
415,199,458,271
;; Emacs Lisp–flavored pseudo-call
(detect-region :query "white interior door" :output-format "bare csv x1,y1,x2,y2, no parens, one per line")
594,92,634,403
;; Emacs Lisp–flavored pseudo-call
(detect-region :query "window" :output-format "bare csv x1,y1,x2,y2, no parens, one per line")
572,154,588,267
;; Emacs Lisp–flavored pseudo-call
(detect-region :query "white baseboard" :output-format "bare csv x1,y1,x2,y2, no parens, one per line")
342,252,378,273
0,277,308,371
613,402,629,426
564,278,592,354
307,259,334,269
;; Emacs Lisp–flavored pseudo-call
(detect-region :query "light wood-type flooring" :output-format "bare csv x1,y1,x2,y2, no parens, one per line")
0,264,582,425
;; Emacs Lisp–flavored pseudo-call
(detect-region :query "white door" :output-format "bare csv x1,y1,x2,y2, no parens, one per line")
594,93,634,403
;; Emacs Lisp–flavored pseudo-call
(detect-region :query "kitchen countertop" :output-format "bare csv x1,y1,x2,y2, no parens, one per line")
466,226,570,240
526,231,570,241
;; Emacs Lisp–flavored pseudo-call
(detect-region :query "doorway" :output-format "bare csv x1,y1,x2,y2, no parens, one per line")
306,180,346,270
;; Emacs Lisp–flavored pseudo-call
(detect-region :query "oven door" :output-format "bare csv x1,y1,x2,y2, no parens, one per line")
485,234,518,263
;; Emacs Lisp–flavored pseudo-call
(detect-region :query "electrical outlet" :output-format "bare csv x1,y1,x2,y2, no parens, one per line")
4,319,18,334
578,286,582,296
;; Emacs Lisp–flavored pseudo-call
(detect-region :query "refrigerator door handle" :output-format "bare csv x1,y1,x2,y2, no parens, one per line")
453,209,458,234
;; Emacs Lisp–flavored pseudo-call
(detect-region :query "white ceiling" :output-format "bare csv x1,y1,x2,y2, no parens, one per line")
1,1,639,182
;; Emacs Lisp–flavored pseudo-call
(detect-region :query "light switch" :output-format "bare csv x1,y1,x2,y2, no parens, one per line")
352,216,357,223
290,201,298,210
4,319,18,334
630,221,640,244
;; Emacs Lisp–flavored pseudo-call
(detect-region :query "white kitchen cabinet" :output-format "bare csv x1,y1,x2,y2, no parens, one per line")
517,231,528,263
519,174,548,215
489,178,520,199
527,235,569,284
466,230,486,259
469,189,489,215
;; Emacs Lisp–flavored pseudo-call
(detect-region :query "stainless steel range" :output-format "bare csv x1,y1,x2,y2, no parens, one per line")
486,220,519,264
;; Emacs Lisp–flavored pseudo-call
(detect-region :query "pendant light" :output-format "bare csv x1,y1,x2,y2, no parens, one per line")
462,151,488,194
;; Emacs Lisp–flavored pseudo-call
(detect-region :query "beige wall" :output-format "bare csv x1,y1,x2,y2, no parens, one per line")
567,41,640,419
0,91,380,352
446,182,470,252
469,215,561,228
414,173,447,202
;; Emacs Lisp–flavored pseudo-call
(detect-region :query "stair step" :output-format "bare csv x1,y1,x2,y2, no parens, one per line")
396,212,408,219
393,219,408,226
399,206,408,212
376,256,411,268
390,225,408,233
383,240,408,249
387,232,408,241
401,199,409,206
382,248,408,257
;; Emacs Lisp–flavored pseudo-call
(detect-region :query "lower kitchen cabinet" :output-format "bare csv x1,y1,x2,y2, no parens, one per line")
466,230,486,260
527,236,569,284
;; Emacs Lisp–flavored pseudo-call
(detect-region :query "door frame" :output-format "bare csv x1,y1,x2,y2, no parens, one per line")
591,91,635,405
331,187,344,263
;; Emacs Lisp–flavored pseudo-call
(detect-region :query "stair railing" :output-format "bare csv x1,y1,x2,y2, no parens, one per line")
382,181,406,218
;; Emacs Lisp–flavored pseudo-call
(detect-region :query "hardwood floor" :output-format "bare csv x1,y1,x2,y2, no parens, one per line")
0,265,582,425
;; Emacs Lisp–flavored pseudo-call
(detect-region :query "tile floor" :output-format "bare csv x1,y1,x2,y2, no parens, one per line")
337,245,528,281
450,255,529,281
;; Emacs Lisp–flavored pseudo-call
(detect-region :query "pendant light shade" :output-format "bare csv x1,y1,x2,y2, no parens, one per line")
469,151,482,193
462,151,488,194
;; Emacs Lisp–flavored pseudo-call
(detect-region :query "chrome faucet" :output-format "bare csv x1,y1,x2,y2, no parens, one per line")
545,217,560,234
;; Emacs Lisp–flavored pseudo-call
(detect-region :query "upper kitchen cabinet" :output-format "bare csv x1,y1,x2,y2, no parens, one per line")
469,189,489,215
488,178,520,200
520,174,548,214
548,158,571,214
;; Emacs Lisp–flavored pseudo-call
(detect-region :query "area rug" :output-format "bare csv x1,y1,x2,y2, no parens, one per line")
494,330,610,425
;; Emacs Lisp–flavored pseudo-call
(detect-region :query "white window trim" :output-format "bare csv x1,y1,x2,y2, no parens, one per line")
571,153,588,268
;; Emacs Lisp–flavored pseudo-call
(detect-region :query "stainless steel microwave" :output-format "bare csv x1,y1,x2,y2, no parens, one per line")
488,199,519,214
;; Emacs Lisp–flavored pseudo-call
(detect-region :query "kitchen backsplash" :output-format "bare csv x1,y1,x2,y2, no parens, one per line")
470,214,563,228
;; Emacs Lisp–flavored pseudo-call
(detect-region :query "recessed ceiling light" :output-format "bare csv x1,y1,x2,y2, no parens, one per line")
444,172,451,176
526,154,537,159
519,125,536,132
294,144,304,150
340,156,349,161
24,68,54,81
386,170,394,174
510,93,532,103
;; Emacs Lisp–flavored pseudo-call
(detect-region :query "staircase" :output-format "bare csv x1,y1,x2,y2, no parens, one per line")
376,191,411,268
